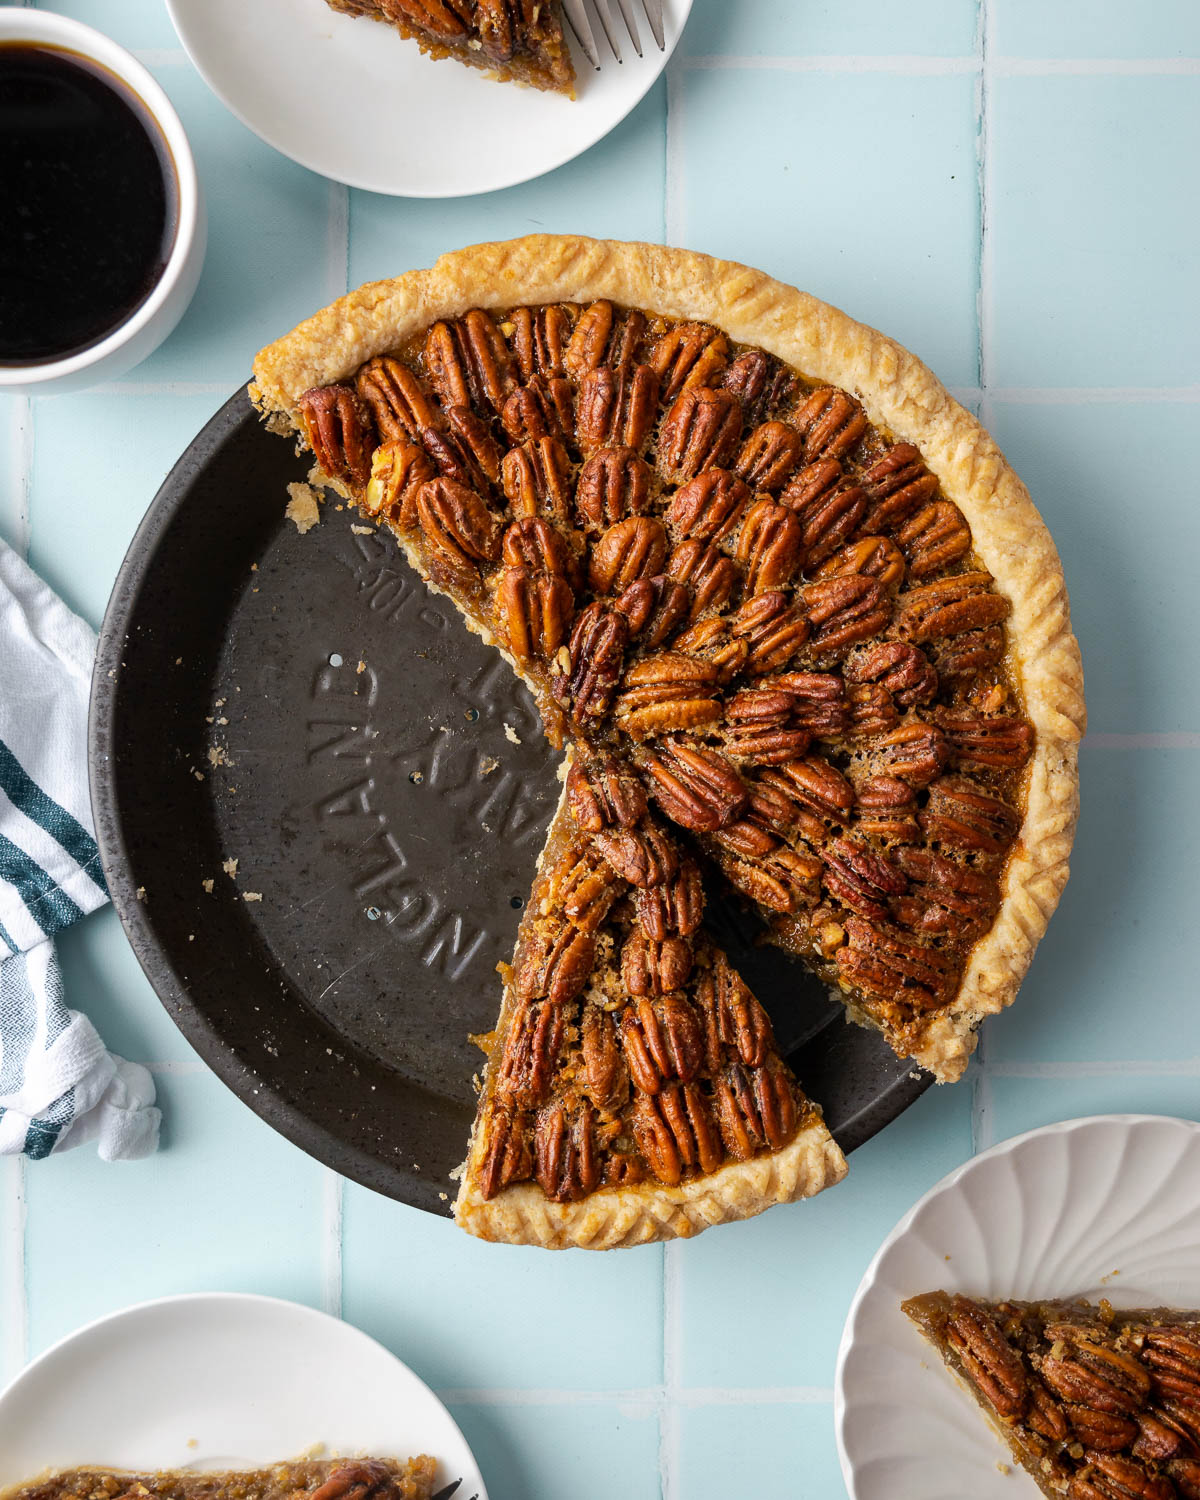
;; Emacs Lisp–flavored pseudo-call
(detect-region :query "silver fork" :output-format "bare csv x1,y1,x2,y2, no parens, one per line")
560,0,666,67
431,1482,477,1500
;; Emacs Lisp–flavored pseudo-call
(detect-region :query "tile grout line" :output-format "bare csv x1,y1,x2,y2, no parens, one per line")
1,1155,29,1384
659,1242,682,1500
976,0,995,432
2,397,34,559
681,55,1199,76
987,1060,1200,1079
327,181,351,302
663,54,685,248
433,1384,834,1406
321,1169,344,1319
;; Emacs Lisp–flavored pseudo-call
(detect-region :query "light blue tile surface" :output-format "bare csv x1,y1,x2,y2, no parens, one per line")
993,1,1200,60
22,1072,327,1358
676,1082,973,1389
676,1402,843,1499
987,401,1198,734
2,4,1198,1498
682,0,978,58
989,75,1200,389
673,66,981,389
342,1185,664,1391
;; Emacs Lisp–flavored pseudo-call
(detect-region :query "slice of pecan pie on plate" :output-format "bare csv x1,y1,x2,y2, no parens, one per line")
904,1292,1200,1499
1,1460,437,1500
319,0,575,96
250,235,1084,1247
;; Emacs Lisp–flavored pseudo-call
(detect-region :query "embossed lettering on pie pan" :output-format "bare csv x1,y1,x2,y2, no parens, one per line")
89,389,930,1215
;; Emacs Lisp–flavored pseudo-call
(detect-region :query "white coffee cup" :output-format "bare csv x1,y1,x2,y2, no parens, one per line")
0,9,206,395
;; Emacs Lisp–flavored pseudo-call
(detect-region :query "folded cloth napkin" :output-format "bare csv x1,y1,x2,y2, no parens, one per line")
0,536,160,1160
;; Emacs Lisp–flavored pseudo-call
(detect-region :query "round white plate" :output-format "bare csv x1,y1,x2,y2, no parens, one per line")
0,1292,486,1494
166,0,692,197
836,1114,1200,1500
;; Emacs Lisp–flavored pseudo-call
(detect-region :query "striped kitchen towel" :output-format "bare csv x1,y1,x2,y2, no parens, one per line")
0,536,159,1159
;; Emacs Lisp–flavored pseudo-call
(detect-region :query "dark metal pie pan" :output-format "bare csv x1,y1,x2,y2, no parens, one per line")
89,387,932,1217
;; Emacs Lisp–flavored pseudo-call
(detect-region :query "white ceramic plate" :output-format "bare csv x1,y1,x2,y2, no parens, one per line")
836,1114,1200,1500
166,0,692,197
0,1292,486,1494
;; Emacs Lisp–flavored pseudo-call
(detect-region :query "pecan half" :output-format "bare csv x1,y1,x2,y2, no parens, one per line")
622,930,694,997
416,477,501,577
614,575,691,649
356,356,441,441
425,309,517,415
722,687,812,765
508,303,571,380
298,384,374,487
713,1061,798,1158
535,1099,600,1203
930,624,1006,681
658,386,743,483
892,845,999,940
843,640,938,708
815,535,906,593
495,566,573,663
718,844,821,914
736,497,805,593
672,616,750,682
666,468,751,546
853,775,920,842
896,500,973,578
1069,1406,1141,1453
642,741,748,833
666,540,741,619
576,362,659,454
694,955,775,1070
1171,1460,1200,1500
1041,1334,1153,1416
546,841,622,933
1143,1330,1200,1402
735,420,804,493
566,753,648,833
614,652,724,739
635,860,705,941
551,600,628,721
836,916,953,1010
419,414,499,494
564,300,646,378
575,446,653,529
870,721,949,787
514,920,596,1005
500,436,573,522
775,755,856,825
648,322,729,400
589,516,669,594
801,575,892,656
1069,1454,1174,1500
309,1461,404,1500
500,375,574,445
363,440,437,528
793,386,867,461
859,441,939,533
581,1005,629,1112
772,671,847,736
1132,1408,1196,1464
821,836,907,920
730,591,811,674
495,999,567,1108
719,347,797,424
479,1103,532,1198
592,826,679,887
945,1297,1027,1418
934,708,1035,771
711,818,777,861
621,994,705,1092
893,571,1011,642
631,1083,723,1185
499,513,571,574
921,775,1020,853
845,682,901,740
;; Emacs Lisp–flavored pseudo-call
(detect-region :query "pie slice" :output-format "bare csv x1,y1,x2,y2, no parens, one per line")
321,0,576,97
904,1290,1200,1499
2,1459,437,1500
453,746,846,1246
250,235,1083,1245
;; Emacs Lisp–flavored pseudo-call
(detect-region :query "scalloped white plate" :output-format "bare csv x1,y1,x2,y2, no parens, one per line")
0,1293,486,1495
836,1114,1200,1500
166,0,692,197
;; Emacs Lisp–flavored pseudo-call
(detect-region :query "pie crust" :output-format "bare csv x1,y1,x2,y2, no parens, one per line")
0,1458,437,1500
252,235,1085,1090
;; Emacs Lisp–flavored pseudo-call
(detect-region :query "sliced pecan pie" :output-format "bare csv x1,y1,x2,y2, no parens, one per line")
904,1291,1200,1499
321,0,575,96
1,1458,437,1500
250,236,1084,1246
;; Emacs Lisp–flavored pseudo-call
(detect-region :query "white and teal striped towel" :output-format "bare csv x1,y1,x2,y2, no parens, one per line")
0,536,159,1160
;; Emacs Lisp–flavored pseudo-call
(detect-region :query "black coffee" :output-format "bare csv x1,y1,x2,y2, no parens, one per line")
0,43,178,365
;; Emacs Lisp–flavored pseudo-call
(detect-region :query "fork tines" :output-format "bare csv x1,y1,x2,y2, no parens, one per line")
561,0,666,68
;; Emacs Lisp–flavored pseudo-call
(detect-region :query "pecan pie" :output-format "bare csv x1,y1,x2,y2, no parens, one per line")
904,1291,1200,1499
1,1458,437,1500
250,236,1084,1247
321,0,575,96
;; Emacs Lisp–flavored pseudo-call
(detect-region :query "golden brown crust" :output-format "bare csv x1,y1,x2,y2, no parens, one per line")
251,235,1084,1085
